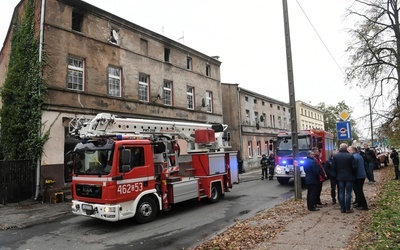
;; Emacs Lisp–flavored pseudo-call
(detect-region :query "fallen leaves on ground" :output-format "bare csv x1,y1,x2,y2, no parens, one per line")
193,199,307,250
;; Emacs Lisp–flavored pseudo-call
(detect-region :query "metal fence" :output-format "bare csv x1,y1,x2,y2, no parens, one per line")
0,160,35,204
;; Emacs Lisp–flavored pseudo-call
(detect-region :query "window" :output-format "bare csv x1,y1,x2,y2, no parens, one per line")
245,110,250,124
187,86,194,109
255,111,259,124
245,96,249,102
187,56,192,70
139,73,149,102
206,64,211,77
301,108,303,115
262,101,265,106
140,39,148,56
265,141,269,155
284,117,287,129
257,141,261,157
206,91,213,113
270,114,275,128
254,99,257,104
278,116,282,129
109,29,119,45
164,48,171,62
270,103,273,108
107,66,121,97
72,11,83,32
263,113,267,127
248,141,253,158
67,56,84,91
283,107,286,112
163,80,172,106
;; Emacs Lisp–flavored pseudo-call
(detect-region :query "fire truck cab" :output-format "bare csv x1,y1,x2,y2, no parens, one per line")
69,113,238,223
273,130,334,185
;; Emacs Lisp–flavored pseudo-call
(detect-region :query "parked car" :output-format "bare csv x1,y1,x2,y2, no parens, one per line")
373,147,389,168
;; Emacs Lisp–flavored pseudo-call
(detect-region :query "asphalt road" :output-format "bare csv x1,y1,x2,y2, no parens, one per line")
0,174,296,250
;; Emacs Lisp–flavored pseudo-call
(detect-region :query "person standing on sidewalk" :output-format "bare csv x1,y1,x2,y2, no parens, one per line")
260,154,268,180
268,153,276,180
349,146,369,210
390,148,400,180
364,144,377,183
304,150,321,211
332,143,356,213
312,147,328,207
325,153,338,204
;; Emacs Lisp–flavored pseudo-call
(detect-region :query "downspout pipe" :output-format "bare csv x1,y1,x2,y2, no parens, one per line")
35,0,45,201
237,86,243,162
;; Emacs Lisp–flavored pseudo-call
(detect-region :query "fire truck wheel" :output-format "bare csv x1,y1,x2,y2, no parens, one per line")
277,177,290,185
208,185,221,204
135,196,157,224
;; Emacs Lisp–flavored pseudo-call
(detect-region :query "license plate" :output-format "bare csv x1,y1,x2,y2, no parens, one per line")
82,204,93,210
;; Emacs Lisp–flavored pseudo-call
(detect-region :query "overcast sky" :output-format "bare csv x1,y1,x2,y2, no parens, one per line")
0,0,377,138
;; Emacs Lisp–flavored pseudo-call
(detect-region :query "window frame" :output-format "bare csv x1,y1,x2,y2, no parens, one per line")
248,141,253,158
107,66,121,97
187,86,194,110
206,64,211,77
163,80,173,106
72,11,83,32
187,56,192,70
164,48,171,62
138,73,149,102
205,91,213,113
67,56,84,91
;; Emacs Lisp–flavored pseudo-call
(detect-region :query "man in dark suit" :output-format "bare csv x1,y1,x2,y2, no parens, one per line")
332,143,356,213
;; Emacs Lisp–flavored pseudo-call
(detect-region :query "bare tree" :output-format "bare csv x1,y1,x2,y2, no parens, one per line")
346,0,400,144
346,0,400,105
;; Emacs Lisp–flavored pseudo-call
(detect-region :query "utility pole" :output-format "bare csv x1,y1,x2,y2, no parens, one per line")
282,0,301,199
369,97,374,146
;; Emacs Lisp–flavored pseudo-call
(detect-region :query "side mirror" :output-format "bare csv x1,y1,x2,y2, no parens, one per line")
121,149,131,165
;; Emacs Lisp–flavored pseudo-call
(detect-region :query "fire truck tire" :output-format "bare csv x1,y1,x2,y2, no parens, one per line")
277,177,290,185
208,185,221,204
134,196,157,224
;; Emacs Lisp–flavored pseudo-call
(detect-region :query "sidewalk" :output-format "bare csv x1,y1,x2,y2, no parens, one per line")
0,197,71,230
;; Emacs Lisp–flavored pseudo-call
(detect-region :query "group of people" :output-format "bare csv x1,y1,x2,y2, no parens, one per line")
260,153,276,180
305,143,370,213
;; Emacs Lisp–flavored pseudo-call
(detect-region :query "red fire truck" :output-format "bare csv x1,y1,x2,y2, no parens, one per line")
68,113,237,223
273,130,334,185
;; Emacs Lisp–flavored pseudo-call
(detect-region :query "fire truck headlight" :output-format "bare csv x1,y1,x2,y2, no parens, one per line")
282,160,287,165
299,160,305,165
275,166,282,174
104,206,116,213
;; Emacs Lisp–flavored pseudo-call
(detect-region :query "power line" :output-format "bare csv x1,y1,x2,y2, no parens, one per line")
294,0,362,96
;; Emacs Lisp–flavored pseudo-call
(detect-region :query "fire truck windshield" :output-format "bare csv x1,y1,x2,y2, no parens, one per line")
73,150,113,175
276,137,310,151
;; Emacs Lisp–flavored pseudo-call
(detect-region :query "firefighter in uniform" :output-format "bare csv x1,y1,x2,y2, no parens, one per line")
260,154,268,180
268,153,276,180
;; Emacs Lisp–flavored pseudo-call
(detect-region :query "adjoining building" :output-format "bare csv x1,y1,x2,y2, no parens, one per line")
221,83,291,170
296,100,325,130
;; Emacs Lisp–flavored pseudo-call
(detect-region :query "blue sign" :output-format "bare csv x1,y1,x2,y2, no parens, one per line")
336,121,352,140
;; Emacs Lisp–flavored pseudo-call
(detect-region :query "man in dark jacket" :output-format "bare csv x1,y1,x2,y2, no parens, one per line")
364,144,377,183
349,146,368,210
324,153,338,204
304,150,321,211
268,153,276,180
390,148,400,180
332,143,356,213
